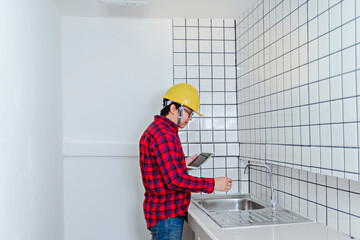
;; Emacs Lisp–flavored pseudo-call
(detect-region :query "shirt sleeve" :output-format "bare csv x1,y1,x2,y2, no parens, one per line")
152,134,214,193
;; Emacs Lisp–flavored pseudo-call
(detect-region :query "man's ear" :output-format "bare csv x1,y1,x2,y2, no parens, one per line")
169,104,178,115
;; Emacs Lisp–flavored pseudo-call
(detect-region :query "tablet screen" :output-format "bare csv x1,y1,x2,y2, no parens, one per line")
188,153,213,168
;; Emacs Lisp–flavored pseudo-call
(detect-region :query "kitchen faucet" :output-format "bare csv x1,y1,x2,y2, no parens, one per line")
244,162,276,210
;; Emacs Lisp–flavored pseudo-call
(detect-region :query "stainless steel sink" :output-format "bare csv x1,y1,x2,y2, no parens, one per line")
197,198,265,211
192,194,313,228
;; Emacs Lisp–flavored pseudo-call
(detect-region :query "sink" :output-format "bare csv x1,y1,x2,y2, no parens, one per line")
191,194,313,228
197,198,265,211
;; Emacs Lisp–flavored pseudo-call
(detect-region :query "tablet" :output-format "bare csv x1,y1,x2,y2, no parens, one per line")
187,152,214,170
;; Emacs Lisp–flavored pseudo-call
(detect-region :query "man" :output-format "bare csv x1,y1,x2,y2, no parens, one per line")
139,83,232,240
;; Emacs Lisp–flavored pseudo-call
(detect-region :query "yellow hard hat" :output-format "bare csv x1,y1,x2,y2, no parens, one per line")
163,83,203,116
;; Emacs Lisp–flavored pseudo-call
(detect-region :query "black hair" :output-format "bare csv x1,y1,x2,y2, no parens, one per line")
160,99,181,116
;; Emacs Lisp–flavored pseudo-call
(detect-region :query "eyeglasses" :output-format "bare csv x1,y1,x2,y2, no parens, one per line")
183,107,194,118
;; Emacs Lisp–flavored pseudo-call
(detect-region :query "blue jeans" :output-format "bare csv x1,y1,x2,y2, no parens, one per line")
149,216,185,240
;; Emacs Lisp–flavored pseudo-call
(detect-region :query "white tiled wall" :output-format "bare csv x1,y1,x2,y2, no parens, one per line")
237,0,360,180
172,18,248,193
237,0,360,238
172,2,360,237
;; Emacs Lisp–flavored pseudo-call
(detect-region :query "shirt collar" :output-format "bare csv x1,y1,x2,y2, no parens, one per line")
154,115,179,133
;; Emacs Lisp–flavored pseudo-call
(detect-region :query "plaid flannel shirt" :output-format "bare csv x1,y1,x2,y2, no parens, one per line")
139,115,214,229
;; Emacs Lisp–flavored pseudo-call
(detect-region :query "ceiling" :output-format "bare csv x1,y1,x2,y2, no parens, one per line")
54,0,255,19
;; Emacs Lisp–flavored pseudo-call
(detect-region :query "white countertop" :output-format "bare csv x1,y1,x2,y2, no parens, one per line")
187,202,354,240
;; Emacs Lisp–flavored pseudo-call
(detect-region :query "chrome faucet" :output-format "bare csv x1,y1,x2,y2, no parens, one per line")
244,163,276,209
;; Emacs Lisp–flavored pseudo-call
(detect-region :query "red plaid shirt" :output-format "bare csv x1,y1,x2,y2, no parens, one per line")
139,115,214,229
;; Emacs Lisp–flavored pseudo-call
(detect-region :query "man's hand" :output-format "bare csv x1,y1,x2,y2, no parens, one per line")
214,177,232,192
185,154,198,166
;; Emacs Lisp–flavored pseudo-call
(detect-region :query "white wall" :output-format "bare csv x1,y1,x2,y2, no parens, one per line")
55,0,256,19
62,17,173,145
0,1,63,240
62,17,173,240
64,157,146,240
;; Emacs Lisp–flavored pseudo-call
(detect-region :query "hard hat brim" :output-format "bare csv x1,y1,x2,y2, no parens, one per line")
194,110,203,116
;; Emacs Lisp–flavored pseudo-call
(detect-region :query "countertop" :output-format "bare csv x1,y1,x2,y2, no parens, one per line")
187,202,355,240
